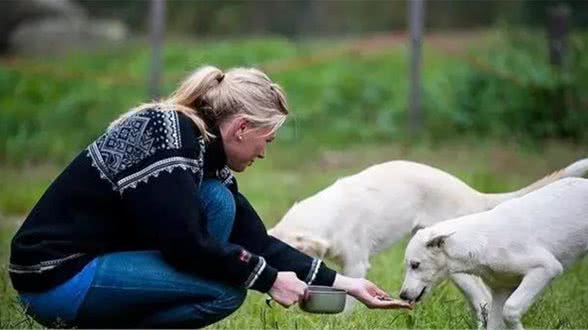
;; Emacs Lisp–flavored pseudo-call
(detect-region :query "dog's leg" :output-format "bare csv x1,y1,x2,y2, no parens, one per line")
502,263,563,330
487,289,511,330
341,254,370,313
450,273,492,329
342,259,370,278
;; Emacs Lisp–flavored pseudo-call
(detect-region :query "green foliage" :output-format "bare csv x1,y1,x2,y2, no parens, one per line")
0,38,303,164
274,51,409,146
425,30,588,141
1,32,587,166
0,39,419,163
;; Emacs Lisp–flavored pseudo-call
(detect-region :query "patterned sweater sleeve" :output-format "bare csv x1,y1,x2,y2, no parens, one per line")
86,108,278,292
230,191,337,287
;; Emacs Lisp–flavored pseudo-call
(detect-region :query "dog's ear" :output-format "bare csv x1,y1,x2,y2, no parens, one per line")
411,225,425,237
425,232,455,249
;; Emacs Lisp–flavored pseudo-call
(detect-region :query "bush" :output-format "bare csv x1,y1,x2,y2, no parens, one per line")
1,33,586,165
424,30,588,141
0,39,303,164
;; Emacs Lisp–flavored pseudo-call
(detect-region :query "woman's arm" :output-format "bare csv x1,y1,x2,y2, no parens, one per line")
229,191,336,286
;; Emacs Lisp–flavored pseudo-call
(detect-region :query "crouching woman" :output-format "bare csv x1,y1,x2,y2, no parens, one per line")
9,66,411,328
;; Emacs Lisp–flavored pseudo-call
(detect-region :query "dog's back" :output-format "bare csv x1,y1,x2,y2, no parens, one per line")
271,161,485,238
274,159,588,232
436,178,588,269
492,177,588,267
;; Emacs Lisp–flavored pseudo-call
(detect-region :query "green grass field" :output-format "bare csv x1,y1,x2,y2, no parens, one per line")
1,140,587,329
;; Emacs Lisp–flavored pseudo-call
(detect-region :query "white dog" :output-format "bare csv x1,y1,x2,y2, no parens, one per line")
400,177,588,329
269,158,588,319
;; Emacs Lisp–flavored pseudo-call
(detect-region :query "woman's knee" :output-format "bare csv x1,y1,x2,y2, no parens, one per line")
216,287,247,313
190,287,247,327
137,287,247,328
198,179,236,240
199,180,236,218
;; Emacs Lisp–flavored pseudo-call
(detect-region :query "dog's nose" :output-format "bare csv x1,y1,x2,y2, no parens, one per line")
399,290,409,301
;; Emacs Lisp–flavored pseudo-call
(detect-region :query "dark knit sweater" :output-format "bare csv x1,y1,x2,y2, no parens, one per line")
9,106,336,293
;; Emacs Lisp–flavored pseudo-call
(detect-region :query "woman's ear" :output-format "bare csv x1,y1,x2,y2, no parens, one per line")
222,116,249,142
234,117,250,140
238,118,248,131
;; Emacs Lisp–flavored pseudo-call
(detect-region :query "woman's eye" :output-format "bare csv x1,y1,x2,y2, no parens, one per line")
410,261,420,270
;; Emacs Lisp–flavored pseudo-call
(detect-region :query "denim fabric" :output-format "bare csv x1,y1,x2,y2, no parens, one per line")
19,258,98,328
19,179,246,328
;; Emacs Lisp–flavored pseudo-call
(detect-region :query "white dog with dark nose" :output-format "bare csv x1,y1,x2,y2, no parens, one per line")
400,177,588,330
269,158,588,320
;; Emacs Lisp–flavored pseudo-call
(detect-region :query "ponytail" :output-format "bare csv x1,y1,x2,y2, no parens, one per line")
109,65,289,141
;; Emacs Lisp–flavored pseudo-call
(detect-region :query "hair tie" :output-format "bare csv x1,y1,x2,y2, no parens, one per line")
216,73,225,83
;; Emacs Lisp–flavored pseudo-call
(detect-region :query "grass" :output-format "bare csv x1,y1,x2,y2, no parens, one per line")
1,139,587,329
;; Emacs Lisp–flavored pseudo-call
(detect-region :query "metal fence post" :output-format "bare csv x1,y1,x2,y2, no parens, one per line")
148,0,166,99
408,0,424,135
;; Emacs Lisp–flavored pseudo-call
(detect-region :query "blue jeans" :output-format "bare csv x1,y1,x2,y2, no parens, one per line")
19,179,246,328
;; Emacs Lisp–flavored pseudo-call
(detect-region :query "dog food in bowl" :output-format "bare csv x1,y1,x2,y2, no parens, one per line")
299,285,347,314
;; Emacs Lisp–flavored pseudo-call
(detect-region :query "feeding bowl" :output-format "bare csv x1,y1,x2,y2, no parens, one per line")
299,285,347,314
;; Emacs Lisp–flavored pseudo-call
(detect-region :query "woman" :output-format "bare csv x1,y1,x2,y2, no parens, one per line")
9,66,411,328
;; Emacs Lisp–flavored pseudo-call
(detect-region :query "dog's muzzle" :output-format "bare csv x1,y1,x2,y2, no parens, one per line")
400,286,427,303
415,286,427,302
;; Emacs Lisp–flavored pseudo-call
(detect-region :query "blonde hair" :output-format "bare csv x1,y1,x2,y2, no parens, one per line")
110,66,289,141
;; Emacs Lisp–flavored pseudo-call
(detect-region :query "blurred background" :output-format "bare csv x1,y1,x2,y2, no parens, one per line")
1,0,588,327
1,0,586,164
1,0,587,163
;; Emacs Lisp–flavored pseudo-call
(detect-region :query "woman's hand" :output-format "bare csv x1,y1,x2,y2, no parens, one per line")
268,272,308,308
333,274,413,310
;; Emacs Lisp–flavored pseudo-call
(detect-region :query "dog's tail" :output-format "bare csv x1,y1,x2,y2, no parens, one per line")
483,157,588,208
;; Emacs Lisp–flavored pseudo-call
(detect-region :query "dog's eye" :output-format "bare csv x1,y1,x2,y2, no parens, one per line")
410,261,420,270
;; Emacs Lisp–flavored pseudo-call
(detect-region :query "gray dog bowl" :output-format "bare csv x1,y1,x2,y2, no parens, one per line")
299,285,347,314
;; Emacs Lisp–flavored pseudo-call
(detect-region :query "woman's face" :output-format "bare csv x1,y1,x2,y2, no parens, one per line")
220,117,276,172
